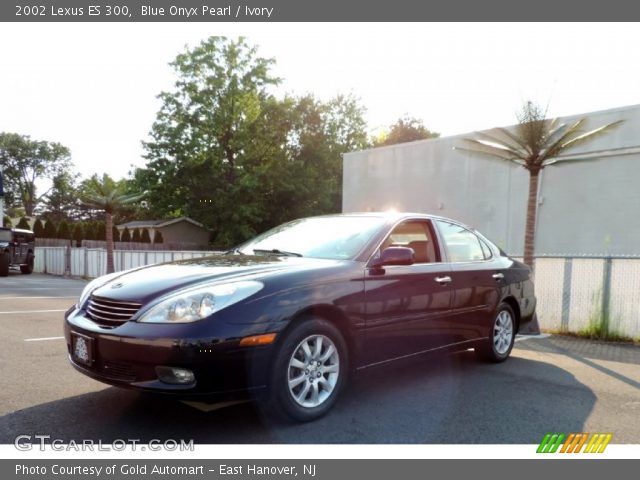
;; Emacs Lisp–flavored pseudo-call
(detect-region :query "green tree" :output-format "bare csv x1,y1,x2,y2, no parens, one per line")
41,171,79,222
457,101,623,267
43,219,56,238
140,228,151,243
72,223,84,247
56,219,71,240
32,218,44,237
137,37,369,247
139,36,279,247
0,133,72,216
112,225,120,243
120,227,131,242
153,230,164,244
250,94,369,231
16,216,30,230
373,116,439,147
131,228,141,243
80,174,143,273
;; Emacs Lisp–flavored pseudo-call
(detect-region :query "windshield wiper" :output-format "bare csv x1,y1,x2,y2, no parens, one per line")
253,248,303,257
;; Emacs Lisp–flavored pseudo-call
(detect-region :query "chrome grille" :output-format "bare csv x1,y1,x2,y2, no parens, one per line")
86,296,142,328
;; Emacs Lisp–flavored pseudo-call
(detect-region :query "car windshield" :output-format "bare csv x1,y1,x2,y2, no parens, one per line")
238,216,386,260
0,230,11,242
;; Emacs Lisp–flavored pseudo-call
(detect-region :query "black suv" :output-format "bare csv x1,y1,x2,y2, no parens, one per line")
0,228,35,276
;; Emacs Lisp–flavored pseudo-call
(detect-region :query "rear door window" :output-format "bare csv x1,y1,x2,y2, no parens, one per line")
436,220,487,263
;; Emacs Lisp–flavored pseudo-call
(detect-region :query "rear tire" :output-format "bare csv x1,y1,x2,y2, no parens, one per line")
0,252,10,277
475,303,515,363
265,317,348,422
20,254,34,274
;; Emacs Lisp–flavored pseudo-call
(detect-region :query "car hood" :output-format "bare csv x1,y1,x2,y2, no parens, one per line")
90,254,347,304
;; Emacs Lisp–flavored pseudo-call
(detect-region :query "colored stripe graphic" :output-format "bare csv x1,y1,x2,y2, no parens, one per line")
537,433,564,453
573,433,589,453
560,433,575,453
537,433,612,453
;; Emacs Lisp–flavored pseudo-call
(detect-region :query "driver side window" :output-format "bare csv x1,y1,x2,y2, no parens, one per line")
380,221,439,264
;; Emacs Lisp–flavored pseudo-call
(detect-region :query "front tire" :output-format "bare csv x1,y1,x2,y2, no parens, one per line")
475,303,515,363
266,317,348,422
0,252,9,277
20,254,34,274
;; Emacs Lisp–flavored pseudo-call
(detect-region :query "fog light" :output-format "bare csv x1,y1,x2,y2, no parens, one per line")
155,366,195,385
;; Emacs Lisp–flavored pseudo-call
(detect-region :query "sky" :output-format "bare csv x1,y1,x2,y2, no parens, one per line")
1,22,639,180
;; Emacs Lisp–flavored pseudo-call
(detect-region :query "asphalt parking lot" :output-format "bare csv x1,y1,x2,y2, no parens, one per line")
1,273,639,444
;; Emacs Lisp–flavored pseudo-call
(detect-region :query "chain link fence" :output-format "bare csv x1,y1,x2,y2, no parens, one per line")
534,256,639,339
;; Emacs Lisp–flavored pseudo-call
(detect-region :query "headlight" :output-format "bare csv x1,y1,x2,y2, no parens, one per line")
77,271,123,308
137,281,264,324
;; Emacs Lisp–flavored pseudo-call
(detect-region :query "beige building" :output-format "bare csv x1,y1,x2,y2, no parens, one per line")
117,217,210,247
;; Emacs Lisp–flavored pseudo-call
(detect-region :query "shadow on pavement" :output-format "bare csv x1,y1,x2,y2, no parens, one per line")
0,347,596,444
517,335,640,391
516,335,640,365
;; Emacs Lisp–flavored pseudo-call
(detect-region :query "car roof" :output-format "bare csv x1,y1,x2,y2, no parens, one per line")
313,212,476,230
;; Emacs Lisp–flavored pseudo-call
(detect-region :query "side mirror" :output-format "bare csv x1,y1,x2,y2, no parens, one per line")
371,246,415,268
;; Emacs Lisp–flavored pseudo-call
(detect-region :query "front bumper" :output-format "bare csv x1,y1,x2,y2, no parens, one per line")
64,307,275,399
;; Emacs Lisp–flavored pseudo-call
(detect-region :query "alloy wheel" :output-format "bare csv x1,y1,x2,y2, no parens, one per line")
287,334,340,408
493,310,514,355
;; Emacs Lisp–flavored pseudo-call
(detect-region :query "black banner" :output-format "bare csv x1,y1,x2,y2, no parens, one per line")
5,459,640,480
2,0,640,22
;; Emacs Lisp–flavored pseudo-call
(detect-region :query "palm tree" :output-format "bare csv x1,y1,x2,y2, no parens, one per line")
81,174,144,273
456,101,622,268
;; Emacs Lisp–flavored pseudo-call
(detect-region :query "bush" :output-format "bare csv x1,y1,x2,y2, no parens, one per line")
132,228,141,242
72,224,84,247
140,228,151,243
120,227,131,242
32,219,44,237
43,219,57,238
57,219,71,240
83,222,96,241
2,216,12,228
153,230,164,244
112,225,120,243
16,216,31,230
95,221,106,241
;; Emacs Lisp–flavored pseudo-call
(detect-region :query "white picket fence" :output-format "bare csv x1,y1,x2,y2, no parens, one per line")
34,247,219,278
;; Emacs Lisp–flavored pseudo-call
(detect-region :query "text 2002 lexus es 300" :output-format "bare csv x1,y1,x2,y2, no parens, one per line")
64,213,538,421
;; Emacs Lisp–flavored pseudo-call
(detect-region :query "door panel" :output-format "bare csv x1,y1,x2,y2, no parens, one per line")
364,263,453,363
435,220,502,342
363,219,453,364
448,262,501,342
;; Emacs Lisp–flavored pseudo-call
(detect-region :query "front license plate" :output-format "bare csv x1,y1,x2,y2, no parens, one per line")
72,333,93,366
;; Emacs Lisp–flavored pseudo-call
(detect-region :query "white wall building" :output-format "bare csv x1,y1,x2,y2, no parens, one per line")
343,104,640,256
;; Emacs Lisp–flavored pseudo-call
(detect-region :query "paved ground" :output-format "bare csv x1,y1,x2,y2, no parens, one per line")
1,273,639,444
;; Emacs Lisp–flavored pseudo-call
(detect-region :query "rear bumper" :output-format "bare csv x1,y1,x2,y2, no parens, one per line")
518,312,540,335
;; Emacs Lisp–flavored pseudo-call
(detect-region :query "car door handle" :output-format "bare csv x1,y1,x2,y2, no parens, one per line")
434,276,452,284
492,273,505,280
